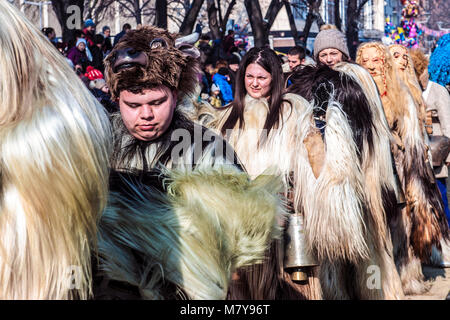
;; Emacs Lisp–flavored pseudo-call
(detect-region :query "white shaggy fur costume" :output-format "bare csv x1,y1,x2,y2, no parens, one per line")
0,1,286,300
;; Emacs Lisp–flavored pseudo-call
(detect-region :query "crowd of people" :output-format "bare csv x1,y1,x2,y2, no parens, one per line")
42,20,133,113
2,0,450,300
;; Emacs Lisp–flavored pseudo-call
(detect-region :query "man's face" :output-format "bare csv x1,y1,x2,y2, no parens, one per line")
104,29,111,37
389,45,408,71
119,86,177,141
318,48,343,67
229,64,239,72
288,54,303,70
360,46,385,89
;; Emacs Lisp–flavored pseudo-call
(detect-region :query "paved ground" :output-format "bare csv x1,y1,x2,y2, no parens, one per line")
406,266,450,300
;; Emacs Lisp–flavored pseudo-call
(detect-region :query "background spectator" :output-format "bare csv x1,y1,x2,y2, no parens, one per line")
83,19,96,47
42,27,57,46
223,30,235,55
67,38,89,71
287,46,306,71
113,23,132,47
227,55,240,96
213,67,233,105
313,29,350,68
90,34,105,73
101,25,113,55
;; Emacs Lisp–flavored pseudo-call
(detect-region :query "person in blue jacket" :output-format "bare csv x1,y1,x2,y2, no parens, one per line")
213,67,233,105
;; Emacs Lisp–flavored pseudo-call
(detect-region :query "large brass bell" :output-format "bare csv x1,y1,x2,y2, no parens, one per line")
284,214,318,282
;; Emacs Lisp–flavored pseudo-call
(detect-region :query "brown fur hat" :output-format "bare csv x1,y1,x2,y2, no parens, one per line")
105,26,200,100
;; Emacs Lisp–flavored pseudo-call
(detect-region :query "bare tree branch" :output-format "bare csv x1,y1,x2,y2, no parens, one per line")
217,0,223,28
207,0,220,39
179,0,204,35
356,0,370,16
266,0,284,30
116,0,138,19
283,0,300,45
220,0,236,33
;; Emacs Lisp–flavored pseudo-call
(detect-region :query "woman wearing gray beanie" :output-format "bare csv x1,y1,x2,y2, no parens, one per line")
313,28,350,67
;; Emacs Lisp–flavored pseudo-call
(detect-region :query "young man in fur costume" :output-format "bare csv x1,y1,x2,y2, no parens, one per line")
104,26,240,171
357,42,450,294
286,63,404,299
0,2,286,300
99,26,290,300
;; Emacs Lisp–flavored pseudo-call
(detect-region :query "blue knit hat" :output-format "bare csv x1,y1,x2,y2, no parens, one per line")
84,19,95,28
429,34,450,87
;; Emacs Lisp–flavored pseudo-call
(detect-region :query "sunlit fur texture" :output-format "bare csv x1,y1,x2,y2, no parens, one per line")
357,42,450,294
389,44,426,131
99,167,285,299
212,94,323,300
409,49,429,86
287,64,403,299
0,2,111,299
334,62,405,299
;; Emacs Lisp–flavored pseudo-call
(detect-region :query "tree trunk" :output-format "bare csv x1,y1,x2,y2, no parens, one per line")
302,2,314,42
51,0,85,43
334,0,341,31
220,0,236,38
207,0,221,40
265,0,284,31
132,0,142,25
155,0,168,29
217,0,223,31
179,0,204,35
183,0,191,15
345,0,369,59
244,0,269,47
283,0,300,46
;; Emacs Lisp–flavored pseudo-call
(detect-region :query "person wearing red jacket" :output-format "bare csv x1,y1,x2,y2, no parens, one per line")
83,19,96,47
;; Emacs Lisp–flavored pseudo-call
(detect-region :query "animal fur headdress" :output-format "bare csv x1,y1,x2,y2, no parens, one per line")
105,26,201,100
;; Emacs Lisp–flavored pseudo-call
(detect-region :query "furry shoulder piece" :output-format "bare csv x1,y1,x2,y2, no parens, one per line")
105,26,201,100
187,99,228,131
98,167,285,300
288,64,404,299
0,2,111,299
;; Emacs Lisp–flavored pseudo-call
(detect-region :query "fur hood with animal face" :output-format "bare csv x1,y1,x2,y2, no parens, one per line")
104,26,201,101
110,99,242,173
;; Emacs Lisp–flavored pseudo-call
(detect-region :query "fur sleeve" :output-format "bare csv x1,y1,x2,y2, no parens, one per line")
98,167,286,300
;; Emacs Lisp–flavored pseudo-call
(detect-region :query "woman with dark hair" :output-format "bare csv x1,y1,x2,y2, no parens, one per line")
215,47,322,300
221,47,291,138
